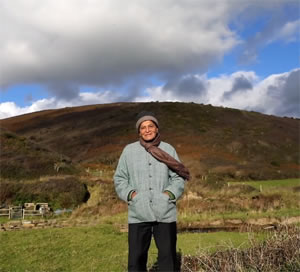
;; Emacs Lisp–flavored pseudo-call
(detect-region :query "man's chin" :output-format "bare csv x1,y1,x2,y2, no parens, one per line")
143,136,155,142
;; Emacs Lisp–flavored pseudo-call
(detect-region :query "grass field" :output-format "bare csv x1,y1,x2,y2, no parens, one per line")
178,178,300,225
229,178,300,191
1,178,299,271
178,207,300,224
0,224,264,272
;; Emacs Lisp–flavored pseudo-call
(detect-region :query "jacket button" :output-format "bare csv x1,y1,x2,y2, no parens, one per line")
149,162,152,165
149,187,152,190
149,175,152,178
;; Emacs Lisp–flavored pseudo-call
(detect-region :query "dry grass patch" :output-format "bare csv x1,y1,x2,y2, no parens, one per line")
181,226,300,272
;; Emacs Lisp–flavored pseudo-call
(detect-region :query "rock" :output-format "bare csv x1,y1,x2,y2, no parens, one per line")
225,219,243,225
209,220,223,226
22,220,35,228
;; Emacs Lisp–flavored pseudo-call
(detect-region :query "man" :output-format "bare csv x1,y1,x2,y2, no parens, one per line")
114,111,190,272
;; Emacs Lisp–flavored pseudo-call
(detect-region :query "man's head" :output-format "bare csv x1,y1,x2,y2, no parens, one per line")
136,111,159,142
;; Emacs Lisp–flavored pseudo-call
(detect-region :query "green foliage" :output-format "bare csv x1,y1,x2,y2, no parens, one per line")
2,131,17,139
270,160,280,167
0,177,89,209
0,127,80,180
0,157,79,180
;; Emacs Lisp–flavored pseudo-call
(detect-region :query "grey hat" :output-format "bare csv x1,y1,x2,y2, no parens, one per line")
136,111,159,131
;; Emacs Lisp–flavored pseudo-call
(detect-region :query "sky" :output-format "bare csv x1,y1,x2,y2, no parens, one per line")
0,0,299,119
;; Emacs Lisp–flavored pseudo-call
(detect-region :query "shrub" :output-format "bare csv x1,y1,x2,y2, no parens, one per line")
181,226,300,272
0,177,89,209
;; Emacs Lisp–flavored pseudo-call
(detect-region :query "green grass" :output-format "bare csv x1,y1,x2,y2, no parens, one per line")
0,224,265,272
177,231,264,255
0,217,10,224
1,178,298,271
179,207,300,224
0,225,128,272
230,178,300,191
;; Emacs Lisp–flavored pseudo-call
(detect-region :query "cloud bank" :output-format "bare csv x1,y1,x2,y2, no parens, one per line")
0,0,239,92
0,0,299,119
1,68,299,119
138,68,300,118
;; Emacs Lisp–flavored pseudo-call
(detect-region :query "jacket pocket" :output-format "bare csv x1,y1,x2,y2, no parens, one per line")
128,191,155,222
152,192,175,222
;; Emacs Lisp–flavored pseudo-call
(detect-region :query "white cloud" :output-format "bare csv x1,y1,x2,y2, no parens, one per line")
2,0,296,94
0,0,240,92
276,19,300,42
0,0,298,119
1,69,299,119
0,90,121,119
0,102,26,119
138,68,300,118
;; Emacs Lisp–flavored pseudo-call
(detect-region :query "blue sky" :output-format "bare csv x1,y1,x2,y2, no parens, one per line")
0,0,299,119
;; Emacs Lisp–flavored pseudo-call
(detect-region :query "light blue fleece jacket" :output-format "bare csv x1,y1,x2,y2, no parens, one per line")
114,141,185,224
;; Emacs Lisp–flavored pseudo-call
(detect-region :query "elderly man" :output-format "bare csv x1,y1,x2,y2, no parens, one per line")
114,111,190,272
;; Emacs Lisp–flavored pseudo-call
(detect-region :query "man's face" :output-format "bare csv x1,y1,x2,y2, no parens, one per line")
139,120,158,141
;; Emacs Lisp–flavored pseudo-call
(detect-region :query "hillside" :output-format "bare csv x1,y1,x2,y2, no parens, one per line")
0,127,88,208
1,102,299,182
0,127,79,180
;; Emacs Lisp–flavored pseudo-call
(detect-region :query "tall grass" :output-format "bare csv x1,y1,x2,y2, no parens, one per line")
177,178,300,226
181,226,300,272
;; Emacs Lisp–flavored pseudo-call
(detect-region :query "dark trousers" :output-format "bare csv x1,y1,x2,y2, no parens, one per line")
128,221,177,272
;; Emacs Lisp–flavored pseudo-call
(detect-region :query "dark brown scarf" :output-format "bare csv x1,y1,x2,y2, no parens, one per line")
139,133,190,180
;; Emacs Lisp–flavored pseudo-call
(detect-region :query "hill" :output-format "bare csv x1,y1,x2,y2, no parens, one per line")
0,102,299,182
0,127,88,208
0,127,78,180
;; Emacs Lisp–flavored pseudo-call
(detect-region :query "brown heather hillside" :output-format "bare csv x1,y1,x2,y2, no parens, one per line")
0,102,299,182
0,127,78,180
0,127,88,208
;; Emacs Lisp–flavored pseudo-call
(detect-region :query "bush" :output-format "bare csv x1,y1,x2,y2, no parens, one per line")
0,177,89,209
181,226,300,272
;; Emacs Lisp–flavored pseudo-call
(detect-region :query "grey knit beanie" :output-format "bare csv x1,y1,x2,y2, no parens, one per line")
136,111,159,131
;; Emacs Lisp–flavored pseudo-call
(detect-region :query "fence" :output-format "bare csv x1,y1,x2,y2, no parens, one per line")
0,206,46,219
0,208,10,217
22,209,44,219
10,206,23,219
0,206,23,219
